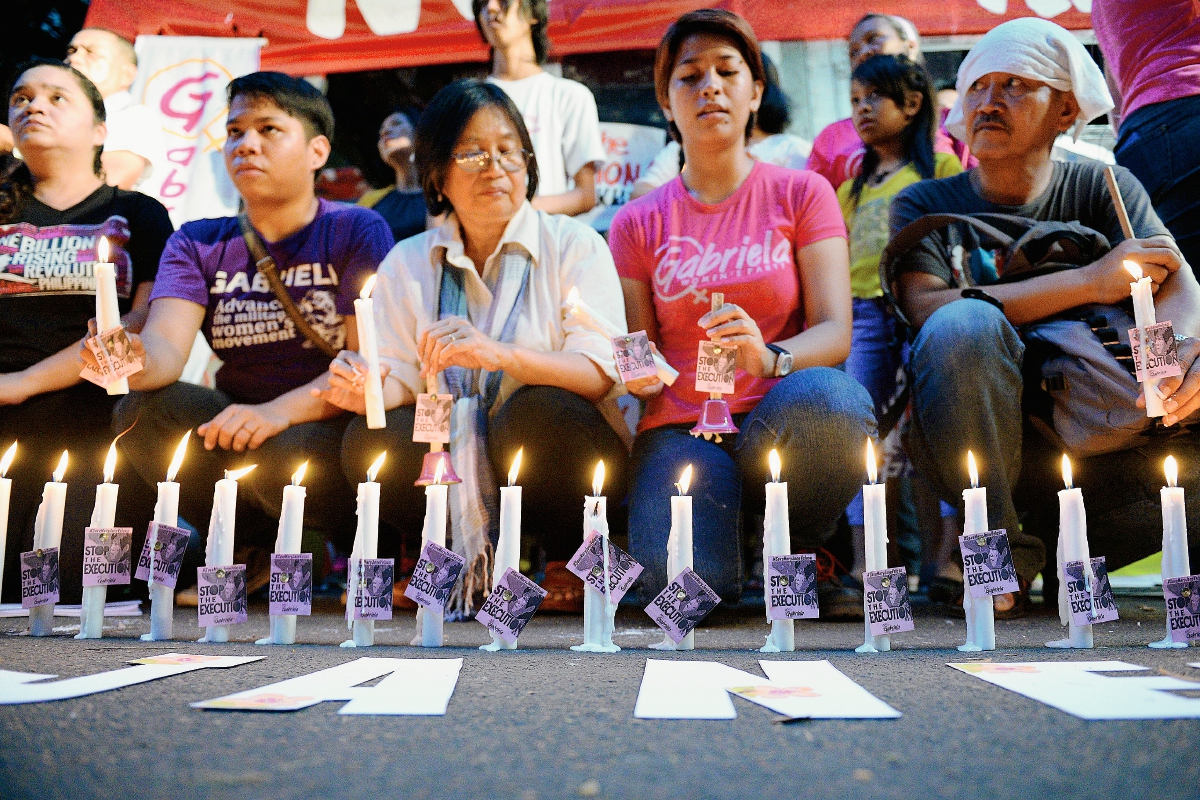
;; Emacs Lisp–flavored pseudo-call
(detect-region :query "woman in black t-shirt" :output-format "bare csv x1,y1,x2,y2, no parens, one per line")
0,59,173,604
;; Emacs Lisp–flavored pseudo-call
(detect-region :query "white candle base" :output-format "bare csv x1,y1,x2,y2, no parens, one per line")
141,584,175,641
481,635,518,651
1148,635,1187,649
256,615,297,645
29,605,56,636
412,606,443,647
648,631,694,651
856,616,890,654
199,625,229,643
1046,625,1093,649
353,620,375,646
572,585,619,653
961,589,996,651
76,586,107,639
760,620,795,653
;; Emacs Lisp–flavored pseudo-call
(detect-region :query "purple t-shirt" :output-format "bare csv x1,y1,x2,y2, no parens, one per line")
151,200,392,403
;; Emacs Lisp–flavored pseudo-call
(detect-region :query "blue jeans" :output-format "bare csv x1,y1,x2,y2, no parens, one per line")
628,367,875,603
1116,94,1200,270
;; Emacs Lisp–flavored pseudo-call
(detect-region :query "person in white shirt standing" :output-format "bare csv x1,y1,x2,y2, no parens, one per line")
65,28,165,191
473,0,605,217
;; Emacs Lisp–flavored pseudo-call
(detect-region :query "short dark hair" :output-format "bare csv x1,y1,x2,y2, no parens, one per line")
414,79,538,217
756,52,791,136
472,0,551,66
227,72,334,144
8,57,106,176
654,9,765,143
80,28,137,67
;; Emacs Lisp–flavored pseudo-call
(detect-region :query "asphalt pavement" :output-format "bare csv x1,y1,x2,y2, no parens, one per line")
1,597,1198,800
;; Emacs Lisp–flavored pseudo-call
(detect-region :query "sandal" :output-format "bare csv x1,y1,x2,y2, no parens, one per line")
538,561,585,613
927,576,966,618
993,576,1032,620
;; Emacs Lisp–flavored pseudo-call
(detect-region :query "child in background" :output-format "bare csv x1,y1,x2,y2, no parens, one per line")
837,54,962,589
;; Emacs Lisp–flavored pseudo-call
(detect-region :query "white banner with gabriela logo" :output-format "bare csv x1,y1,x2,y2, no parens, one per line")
130,36,265,228
580,122,666,233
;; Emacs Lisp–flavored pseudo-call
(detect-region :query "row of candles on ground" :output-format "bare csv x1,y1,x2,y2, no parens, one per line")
1,429,1192,651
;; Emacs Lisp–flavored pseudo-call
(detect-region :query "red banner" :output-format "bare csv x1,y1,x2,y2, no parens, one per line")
85,0,1093,76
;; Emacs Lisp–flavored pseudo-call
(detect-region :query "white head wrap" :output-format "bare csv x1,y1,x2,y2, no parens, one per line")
945,18,1113,142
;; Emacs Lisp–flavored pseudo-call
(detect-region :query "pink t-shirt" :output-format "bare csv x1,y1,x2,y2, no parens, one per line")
610,162,846,432
805,115,974,190
1093,0,1200,126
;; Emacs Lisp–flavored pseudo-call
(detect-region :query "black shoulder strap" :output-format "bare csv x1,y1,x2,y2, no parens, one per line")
237,213,340,360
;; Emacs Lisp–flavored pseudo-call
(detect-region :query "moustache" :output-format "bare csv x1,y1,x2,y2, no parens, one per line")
973,113,1009,132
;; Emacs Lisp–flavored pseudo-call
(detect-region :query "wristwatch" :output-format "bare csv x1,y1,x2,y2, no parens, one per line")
765,344,793,377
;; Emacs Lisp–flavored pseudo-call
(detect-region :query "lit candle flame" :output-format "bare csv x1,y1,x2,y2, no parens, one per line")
509,447,523,487
1061,454,1073,490
165,430,190,482
676,464,693,496
566,286,580,307
769,449,781,483
292,461,308,486
359,274,377,300
97,237,109,264
225,465,256,481
103,439,118,484
967,450,979,489
53,450,69,482
592,460,605,496
367,452,386,482
1124,260,1144,281
1165,455,1178,489
433,457,445,486
0,441,15,478
865,439,877,486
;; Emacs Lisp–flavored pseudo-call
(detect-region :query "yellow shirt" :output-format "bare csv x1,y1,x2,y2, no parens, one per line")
837,152,963,298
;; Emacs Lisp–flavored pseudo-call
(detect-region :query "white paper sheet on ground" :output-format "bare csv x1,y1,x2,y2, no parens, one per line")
632,659,899,719
0,653,262,704
0,601,142,618
192,657,462,715
742,661,902,719
1190,663,1200,669
949,660,1200,720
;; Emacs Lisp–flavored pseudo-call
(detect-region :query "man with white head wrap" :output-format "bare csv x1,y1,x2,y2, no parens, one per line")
888,18,1200,615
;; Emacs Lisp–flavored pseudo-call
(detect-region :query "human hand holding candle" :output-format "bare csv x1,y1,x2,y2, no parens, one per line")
142,430,189,642
353,275,387,430
92,237,128,396
761,449,795,653
959,451,995,652
1048,455,1094,649
483,449,523,652
856,439,891,654
0,442,15,607
77,440,121,639
565,287,678,386
1152,455,1190,649
1125,261,1166,419
29,451,68,637
258,462,308,646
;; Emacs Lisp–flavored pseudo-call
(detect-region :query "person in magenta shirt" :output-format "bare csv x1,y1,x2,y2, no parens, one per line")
806,13,973,191
1094,0,1200,270
610,9,874,615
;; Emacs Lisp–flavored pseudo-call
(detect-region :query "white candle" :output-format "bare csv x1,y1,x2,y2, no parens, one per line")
0,442,15,607
354,275,386,430
1125,261,1166,418
856,440,890,654
572,461,619,653
94,237,128,396
483,449,522,652
78,441,120,639
142,430,188,642
415,458,448,648
761,449,795,653
343,453,385,648
259,462,308,646
960,451,996,652
30,451,68,637
1151,455,1189,649
199,464,255,643
565,286,679,386
1049,455,1093,649
652,465,694,651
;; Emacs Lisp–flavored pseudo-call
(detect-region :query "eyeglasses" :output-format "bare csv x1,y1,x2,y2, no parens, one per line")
451,148,529,173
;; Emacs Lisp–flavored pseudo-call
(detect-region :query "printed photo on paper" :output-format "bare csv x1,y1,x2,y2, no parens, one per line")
269,554,313,616
134,522,190,588
959,529,1020,598
645,567,721,643
412,393,453,444
694,340,736,394
476,567,547,644
404,541,465,610
20,547,59,609
1064,557,1119,626
566,531,643,604
1164,575,1200,643
612,330,658,384
864,566,914,636
349,558,395,620
82,527,132,587
765,553,818,620
197,565,248,627
1129,321,1183,382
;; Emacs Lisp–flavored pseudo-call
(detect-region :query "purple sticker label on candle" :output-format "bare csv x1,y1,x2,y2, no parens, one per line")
348,558,395,620
404,541,465,609
134,522,190,588
1164,575,1200,643
765,554,819,620
694,340,736,394
864,566,915,636
645,567,721,643
412,393,453,444
20,547,59,609
612,330,658,383
269,554,313,616
197,565,248,627
80,324,144,388
477,568,547,644
82,527,132,587
1128,321,1183,382
1064,557,1119,626
959,529,1020,598
566,530,644,604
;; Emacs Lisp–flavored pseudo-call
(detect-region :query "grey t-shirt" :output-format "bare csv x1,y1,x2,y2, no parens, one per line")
888,160,1170,287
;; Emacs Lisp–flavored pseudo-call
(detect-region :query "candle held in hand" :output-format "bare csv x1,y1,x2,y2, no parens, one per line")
1125,261,1166,418
94,237,128,396
565,286,678,386
354,275,387,430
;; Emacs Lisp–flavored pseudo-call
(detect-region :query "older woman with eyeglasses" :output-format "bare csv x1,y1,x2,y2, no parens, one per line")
320,79,629,614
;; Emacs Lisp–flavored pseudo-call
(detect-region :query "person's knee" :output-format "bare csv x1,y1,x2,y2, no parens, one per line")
499,385,590,427
911,299,1021,376
752,367,875,447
